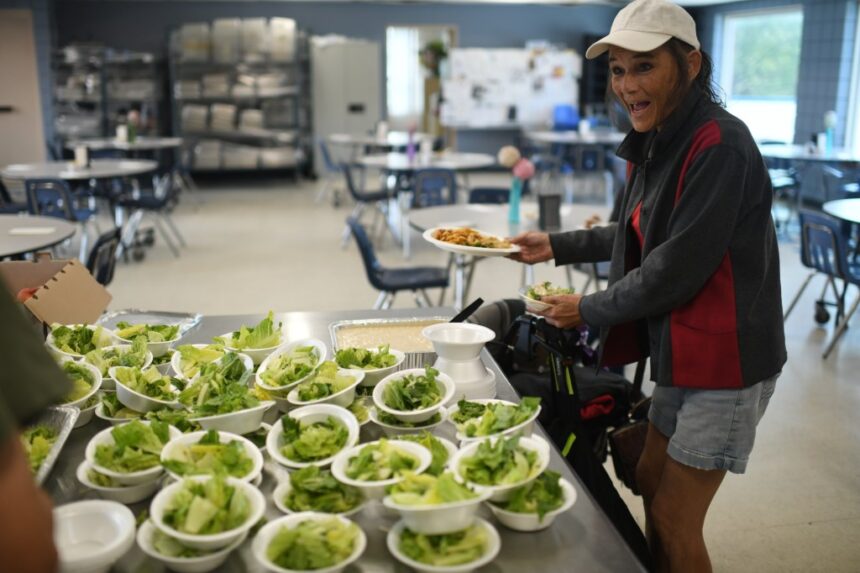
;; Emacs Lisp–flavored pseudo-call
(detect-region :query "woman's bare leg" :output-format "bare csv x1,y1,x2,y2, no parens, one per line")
635,423,671,571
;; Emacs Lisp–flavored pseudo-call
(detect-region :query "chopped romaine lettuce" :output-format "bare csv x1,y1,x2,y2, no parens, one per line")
398,432,450,476
388,472,477,506
84,337,149,376
50,324,113,355
259,345,320,388
400,524,488,566
162,430,254,478
61,361,95,403
93,420,171,473
115,321,180,343
526,281,573,301
151,349,174,366
494,470,564,520
243,426,268,449
280,415,348,462
347,396,369,424
295,362,355,402
101,392,142,420
454,397,541,438
459,435,539,486
178,358,259,417
113,366,178,401
266,517,359,570
283,466,363,514
175,344,224,378
144,408,200,433
87,467,116,487
335,345,398,370
151,527,209,558
449,400,487,424
223,311,282,350
162,476,250,535
345,439,419,482
21,425,57,473
382,366,442,411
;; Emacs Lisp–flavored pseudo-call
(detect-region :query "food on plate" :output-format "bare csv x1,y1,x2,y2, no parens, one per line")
84,337,150,376
280,415,349,463
163,430,255,478
49,323,113,355
335,345,398,370
382,366,442,411
387,472,477,506
259,345,320,388
347,396,369,424
266,517,360,570
451,397,541,438
345,439,420,482
525,281,574,301
493,470,565,520
294,362,355,402
459,435,540,486
94,419,171,473
376,410,442,429
398,432,450,476
175,344,225,378
101,392,142,420
113,366,178,401
115,321,181,343
399,523,489,566
432,227,512,249
162,476,251,534
334,320,443,353
282,466,363,514
61,361,96,403
21,425,57,473
220,311,282,350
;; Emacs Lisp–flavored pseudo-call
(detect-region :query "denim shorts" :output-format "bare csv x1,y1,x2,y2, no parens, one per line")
648,375,778,474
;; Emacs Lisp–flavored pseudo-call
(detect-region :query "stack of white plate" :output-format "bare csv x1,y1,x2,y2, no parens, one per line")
180,105,208,132
212,18,240,63
270,17,296,62
223,144,259,169
209,103,237,131
193,140,222,169
239,109,264,130
241,19,268,62
202,74,230,99
260,147,297,168
179,23,210,62
174,80,200,100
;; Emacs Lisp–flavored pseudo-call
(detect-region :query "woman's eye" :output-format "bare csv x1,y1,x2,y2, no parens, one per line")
638,63,653,72
611,67,624,76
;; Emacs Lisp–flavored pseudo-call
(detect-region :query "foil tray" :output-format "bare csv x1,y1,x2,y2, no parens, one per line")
97,309,202,338
328,317,448,370
31,406,79,486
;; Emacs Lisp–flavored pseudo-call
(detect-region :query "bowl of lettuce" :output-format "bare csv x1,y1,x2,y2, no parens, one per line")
85,419,181,485
256,338,328,394
347,396,370,426
397,432,458,476
451,434,550,502
137,519,246,573
161,429,264,483
448,397,542,444
286,362,364,409
486,471,576,532
113,321,182,358
111,366,181,412
387,518,501,573
171,344,226,381
519,282,574,313
330,438,432,499
74,393,102,428
383,472,489,535
96,393,143,425
373,367,455,424
152,349,176,375
368,406,448,436
76,460,161,504
334,344,406,387
217,311,284,365
267,404,359,470
59,358,102,410
84,340,154,390
46,323,116,360
273,466,365,517
150,475,266,551
253,513,366,573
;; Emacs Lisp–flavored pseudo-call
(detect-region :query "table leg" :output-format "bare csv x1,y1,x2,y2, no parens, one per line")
454,254,466,310
400,192,412,260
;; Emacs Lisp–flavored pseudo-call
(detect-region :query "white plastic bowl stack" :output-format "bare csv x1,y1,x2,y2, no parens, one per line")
372,368,456,424
386,517,501,573
53,500,136,573
421,323,497,401
85,422,182,486
266,404,360,470
447,398,542,446
330,440,432,499
160,430,265,483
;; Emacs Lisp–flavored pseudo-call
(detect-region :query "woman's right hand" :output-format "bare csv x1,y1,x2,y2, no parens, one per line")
508,232,554,264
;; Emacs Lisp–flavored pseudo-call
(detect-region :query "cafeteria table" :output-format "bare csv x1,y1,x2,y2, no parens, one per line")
46,307,646,572
822,198,860,224
65,137,184,153
0,214,77,258
2,159,159,182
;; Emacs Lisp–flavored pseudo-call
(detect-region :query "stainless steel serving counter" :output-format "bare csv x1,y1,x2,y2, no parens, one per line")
47,308,646,572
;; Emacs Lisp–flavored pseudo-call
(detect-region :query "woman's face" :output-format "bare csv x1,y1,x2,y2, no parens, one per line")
609,45,692,133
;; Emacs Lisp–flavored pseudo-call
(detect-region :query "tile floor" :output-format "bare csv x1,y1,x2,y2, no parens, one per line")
98,174,860,572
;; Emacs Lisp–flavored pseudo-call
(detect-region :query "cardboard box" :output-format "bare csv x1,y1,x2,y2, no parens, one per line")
0,255,111,327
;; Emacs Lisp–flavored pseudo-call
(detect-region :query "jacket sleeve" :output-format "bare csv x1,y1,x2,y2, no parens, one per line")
549,223,618,265
579,144,750,327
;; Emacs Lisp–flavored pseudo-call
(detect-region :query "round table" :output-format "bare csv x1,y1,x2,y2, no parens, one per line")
823,198,860,224
524,129,626,146
1,159,158,181
0,215,77,258
357,151,495,172
64,137,183,152
758,143,860,164
329,131,432,149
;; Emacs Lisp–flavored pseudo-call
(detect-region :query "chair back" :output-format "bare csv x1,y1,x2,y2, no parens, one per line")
798,210,853,280
552,104,580,131
25,178,76,220
86,227,122,285
413,168,457,208
347,217,384,290
318,139,340,174
341,164,370,202
469,187,509,204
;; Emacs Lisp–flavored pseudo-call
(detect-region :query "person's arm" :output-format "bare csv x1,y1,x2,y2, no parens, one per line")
549,223,618,265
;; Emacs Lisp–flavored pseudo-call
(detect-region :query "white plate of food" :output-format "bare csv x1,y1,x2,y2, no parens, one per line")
423,227,520,257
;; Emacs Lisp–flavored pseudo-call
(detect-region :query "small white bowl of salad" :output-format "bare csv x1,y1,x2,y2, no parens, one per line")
256,338,328,395
161,429,264,483
217,311,285,365
137,519,246,573
150,475,266,551
519,281,575,313
368,405,448,436
152,348,176,375
75,460,161,505
95,393,142,425
171,344,226,381
447,397,542,445
272,465,366,517
189,401,276,436
373,367,455,424
331,439,432,499
486,471,577,532
46,323,117,361
386,517,501,573
74,393,102,428
110,366,181,413
286,362,364,409
112,321,183,358
266,404,360,470
395,432,458,477
84,342,154,391
252,512,366,573
85,419,181,485
333,345,406,387
58,358,103,411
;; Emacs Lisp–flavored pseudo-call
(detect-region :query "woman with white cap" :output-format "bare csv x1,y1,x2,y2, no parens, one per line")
510,1,786,571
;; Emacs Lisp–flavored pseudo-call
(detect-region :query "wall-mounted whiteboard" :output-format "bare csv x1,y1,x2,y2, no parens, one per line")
441,48,582,129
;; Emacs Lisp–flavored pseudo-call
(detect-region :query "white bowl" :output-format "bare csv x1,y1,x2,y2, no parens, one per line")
330,440,432,499
447,399,541,445
243,422,272,453
386,517,501,573
153,350,176,375
266,404,360,469
161,430,264,483
189,401,275,435
94,402,141,425
218,330,285,365
137,519,246,573
113,327,181,359
85,421,182,485
432,357,488,385
421,323,495,362
110,366,180,413
398,435,458,474
54,500,136,573
450,435,550,502
383,481,490,535
150,476,266,551
368,406,448,436
486,477,577,532
252,512,366,573
335,346,407,387
75,460,160,504
450,368,497,402
74,400,99,428
272,478,366,517
59,359,103,410
46,324,117,361
171,344,225,381
256,338,329,393
286,369,364,408
518,287,554,313
373,369,455,424
87,344,154,391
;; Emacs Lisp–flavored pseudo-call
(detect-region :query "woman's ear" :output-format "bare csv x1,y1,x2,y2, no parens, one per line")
688,50,703,81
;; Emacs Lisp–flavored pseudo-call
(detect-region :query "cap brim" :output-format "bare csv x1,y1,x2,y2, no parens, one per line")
585,30,673,60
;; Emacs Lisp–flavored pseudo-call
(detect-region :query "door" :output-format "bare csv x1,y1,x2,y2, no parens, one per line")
0,10,46,166
344,41,381,135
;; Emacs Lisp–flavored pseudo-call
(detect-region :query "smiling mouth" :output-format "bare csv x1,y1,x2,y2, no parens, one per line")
629,102,651,115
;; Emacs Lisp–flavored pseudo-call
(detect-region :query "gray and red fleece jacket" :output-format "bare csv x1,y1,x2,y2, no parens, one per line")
549,85,786,390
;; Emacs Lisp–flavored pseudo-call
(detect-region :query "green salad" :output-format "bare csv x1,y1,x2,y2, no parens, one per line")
280,415,348,462
144,408,200,433
294,362,356,402
335,345,398,370
113,366,178,401
266,517,359,570
259,345,320,388
151,527,209,558
494,470,565,520
178,357,259,417
399,524,488,566
101,392,142,420
21,425,57,473
388,472,477,506
452,397,541,438
61,361,96,403
459,435,540,486
115,321,181,343
50,324,113,355
376,409,442,429
243,426,269,449
87,467,117,487
398,432,450,476
163,430,254,478
94,420,171,473
345,439,419,482
283,466,363,514
84,337,149,376
222,311,282,350
526,281,573,301
382,366,442,411
80,393,101,410
162,476,251,535
347,397,369,424
175,344,224,378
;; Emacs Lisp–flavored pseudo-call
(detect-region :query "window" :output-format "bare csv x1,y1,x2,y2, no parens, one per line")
386,27,423,123
848,2,860,154
719,6,803,143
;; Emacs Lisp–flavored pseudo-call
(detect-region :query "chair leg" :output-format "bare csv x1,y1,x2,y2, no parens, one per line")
315,177,331,204
373,291,388,310
341,203,366,248
116,209,144,260
419,289,433,307
413,291,426,307
437,286,447,307
823,289,860,359
382,292,395,310
162,213,187,247
783,271,817,321
154,215,180,257
77,221,90,262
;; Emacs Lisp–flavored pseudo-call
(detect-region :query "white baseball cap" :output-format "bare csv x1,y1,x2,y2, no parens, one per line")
585,0,700,60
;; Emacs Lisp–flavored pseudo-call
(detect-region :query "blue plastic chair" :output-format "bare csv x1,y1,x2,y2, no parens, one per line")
25,178,98,261
0,180,26,214
413,168,457,208
316,139,343,205
340,164,391,248
468,187,509,204
553,104,580,131
86,227,122,285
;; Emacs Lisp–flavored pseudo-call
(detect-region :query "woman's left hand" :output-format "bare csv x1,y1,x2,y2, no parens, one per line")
536,294,585,329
